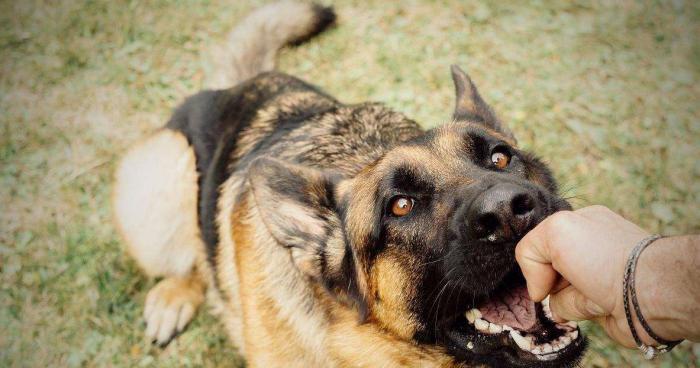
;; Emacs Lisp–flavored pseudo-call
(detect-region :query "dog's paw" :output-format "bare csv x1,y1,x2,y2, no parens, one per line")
143,276,204,346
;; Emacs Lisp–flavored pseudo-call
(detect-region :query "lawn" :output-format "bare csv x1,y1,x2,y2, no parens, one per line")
1,1,698,367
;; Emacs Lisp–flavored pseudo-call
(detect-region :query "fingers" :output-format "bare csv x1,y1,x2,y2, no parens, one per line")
551,277,571,294
515,218,559,302
549,285,606,322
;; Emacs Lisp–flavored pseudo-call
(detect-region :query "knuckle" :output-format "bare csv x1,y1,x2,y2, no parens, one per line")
547,210,574,229
542,212,573,258
584,204,610,215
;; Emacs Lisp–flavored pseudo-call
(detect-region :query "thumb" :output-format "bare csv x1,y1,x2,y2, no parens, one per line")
549,285,607,322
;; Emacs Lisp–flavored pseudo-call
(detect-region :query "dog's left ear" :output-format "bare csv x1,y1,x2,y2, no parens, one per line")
451,65,515,141
248,158,369,316
248,157,341,278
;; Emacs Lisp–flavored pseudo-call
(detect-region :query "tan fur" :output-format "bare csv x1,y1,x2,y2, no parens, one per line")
208,1,327,88
371,255,420,339
143,274,205,343
113,129,202,278
212,173,247,352
234,91,336,161
231,192,333,367
110,120,519,363
213,188,464,367
113,129,209,345
326,307,462,368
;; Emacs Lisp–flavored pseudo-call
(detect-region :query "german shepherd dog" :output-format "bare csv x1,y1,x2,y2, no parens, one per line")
113,2,586,367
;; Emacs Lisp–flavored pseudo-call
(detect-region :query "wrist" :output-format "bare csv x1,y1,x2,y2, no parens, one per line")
635,236,696,343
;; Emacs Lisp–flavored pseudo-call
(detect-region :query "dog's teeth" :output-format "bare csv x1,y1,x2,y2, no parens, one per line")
542,343,553,354
531,346,542,355
488,323,502,334
466,308,482,324
502,324,513,331
566,321,577,328
509,330,532,351
475,318,489,331
542,296,554,319
466,310,476,324
551,342,562,352
571,330,578,340
560,335,571,346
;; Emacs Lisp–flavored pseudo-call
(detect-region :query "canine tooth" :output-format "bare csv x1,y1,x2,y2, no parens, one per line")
542,296,550,308
473,309,482,319
475,318,489,331
466,310,476,324
525,335,535,345
542,343,553,354
509,330,532,351
571,330,579,340
488,323,502,334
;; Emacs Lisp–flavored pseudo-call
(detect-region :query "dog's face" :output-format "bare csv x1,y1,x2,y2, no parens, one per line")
249,66,585,367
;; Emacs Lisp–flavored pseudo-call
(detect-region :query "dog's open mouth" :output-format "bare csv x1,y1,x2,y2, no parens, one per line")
467,285,582,358
440,273,586,367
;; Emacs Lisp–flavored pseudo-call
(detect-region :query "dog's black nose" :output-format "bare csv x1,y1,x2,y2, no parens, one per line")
466,183,539,242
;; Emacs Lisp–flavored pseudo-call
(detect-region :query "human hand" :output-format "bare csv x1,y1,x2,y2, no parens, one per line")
515,205,656,347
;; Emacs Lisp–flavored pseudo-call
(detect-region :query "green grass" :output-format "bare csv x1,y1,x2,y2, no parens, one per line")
1,1,698,367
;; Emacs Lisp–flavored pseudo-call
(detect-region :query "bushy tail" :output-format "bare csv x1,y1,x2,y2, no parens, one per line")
207,1,336,88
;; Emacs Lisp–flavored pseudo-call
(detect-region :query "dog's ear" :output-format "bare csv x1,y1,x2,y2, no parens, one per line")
450,65,515,140
248,157,367,320
248,157,341,278
248,157,369,317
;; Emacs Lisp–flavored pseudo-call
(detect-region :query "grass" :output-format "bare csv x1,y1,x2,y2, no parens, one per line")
1,0,698,367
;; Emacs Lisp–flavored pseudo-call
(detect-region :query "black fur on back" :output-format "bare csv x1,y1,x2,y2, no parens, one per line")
166,72,339,276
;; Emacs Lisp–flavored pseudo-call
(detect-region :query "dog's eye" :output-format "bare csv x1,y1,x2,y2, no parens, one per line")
491,150,511,169
390,196,414,217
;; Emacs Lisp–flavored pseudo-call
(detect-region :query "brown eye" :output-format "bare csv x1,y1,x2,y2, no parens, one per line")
491,151,511,169
390,196,414,217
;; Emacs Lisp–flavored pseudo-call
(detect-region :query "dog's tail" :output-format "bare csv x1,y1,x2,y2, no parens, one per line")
208,1,336,88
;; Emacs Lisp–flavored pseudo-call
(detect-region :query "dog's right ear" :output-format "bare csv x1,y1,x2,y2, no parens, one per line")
450,65,515,141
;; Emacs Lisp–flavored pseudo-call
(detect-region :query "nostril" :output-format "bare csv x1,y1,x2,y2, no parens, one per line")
512,193,535,217
474,212,501,239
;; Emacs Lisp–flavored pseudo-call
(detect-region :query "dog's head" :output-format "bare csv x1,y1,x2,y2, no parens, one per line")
249,66,586,367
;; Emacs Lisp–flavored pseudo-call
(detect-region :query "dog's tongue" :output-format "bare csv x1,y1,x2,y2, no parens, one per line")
478,285,537,331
